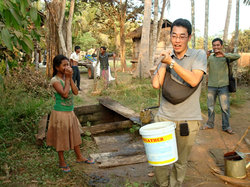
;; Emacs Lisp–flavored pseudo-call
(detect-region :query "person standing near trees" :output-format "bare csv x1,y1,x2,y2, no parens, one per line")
201,38,240,134
99,46,116,88
70,46,81,91
46,55,94,173
151,18,207,187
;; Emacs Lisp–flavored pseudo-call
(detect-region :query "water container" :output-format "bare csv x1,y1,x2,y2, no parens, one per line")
139,121,178,166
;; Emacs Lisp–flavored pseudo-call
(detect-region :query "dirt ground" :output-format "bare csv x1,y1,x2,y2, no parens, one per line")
77,70,250,187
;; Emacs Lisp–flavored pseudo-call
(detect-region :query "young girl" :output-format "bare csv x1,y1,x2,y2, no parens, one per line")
46,55,94,172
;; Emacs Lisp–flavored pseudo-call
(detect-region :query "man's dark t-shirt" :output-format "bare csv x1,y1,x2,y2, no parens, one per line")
99,52,113,70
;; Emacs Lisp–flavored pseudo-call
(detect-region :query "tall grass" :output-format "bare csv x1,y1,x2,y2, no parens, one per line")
0,67,54,171
100,73,159,112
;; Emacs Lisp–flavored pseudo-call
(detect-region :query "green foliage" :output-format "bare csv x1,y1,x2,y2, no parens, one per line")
129,124,140,133
193,29,250,52
0,59,6,75
193,36,214,50
229,30,250,52
0,0,41,54
230,87,248,106
72,0,142,55
125,180,152,187
200,86,208,112
0,67,53,167
73,32,98,51
101,74,159,113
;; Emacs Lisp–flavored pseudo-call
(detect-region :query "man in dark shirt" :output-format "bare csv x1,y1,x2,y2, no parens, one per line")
99,46,116,88
201,38,240,134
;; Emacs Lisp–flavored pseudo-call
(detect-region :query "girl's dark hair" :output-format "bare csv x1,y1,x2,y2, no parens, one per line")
171,18,192,36
52,55,69,77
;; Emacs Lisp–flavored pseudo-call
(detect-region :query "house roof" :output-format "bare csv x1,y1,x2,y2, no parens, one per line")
127,19,172,39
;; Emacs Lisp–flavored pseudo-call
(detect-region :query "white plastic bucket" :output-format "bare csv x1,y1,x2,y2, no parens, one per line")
139,121,178,166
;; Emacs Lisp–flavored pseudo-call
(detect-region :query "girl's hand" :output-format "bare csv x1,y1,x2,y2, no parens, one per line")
65,66,73,78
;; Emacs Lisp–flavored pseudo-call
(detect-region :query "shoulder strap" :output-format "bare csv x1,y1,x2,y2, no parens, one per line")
226,57,232,76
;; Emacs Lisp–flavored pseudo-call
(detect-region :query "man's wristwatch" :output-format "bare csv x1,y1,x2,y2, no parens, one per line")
170,60,175,69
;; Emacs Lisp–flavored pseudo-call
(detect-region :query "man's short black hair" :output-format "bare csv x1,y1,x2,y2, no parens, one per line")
212,38,223,45
171,18,192,36
75,46,81,51
100,46,106,51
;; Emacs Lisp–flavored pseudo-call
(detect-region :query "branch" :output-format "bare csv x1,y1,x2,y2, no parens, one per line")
110,1,120,20
126,6,143,21
100,3,117,30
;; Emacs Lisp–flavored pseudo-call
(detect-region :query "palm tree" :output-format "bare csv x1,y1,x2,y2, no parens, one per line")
135,0,152,78
203,0,209,52
150,0,170,68
191,0,195,49
157,0,170,43
234,0,239,53
223,0,232,49
243,0,250,5
149,0,159,68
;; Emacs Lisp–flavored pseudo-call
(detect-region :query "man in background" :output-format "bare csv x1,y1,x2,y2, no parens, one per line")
201,38,240,134
99,46,116,88
70,46,81,91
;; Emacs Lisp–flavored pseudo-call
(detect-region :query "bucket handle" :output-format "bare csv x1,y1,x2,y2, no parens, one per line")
232,127,249,152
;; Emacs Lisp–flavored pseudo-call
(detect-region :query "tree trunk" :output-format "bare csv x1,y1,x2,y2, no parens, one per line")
45,0,75,77
223,0,232,48
45,0,60,78
57,0,67,56
120,20,126,72
233,0,240,86
119,1,127,72
149,0,158,68
191,0,196,49
34,41,39,70
92,49,100,93
234,0,240,53
66,0,75,58
135,0,152,78
157,0,169,43
203,0,209,52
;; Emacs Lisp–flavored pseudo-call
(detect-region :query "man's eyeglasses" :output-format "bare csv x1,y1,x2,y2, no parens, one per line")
171,35,188,41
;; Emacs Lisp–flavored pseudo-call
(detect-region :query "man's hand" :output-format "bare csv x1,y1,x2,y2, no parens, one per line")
113,53,116,58
207,50,212,58
160,50,172,65
215,49,225,57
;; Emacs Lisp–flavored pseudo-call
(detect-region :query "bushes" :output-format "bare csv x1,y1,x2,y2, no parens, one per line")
0,66,53,164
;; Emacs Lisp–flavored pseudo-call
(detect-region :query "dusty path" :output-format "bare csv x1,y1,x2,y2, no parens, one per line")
77,70,98,105
77,72,250,186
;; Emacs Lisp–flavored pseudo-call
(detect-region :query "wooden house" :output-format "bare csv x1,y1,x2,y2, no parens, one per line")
128,19,172,61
